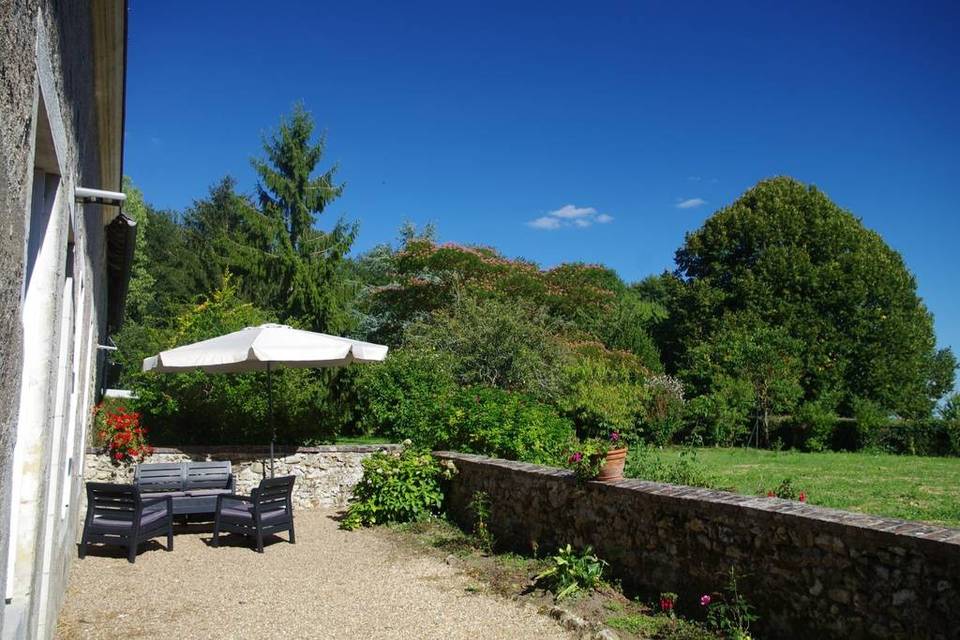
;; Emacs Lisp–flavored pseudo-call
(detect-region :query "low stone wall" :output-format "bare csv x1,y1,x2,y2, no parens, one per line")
85,444,399,510
435,451,960,640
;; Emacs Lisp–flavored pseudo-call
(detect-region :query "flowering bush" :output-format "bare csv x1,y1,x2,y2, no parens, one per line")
641,374,686,445
565,432,623,481
93,402,153,464
659,592,678,616
761,477,806,502
341,443,456,530
702,569,757,640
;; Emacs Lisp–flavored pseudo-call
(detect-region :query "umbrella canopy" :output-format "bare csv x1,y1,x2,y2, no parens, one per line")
141,323,388,477
142,324,388,373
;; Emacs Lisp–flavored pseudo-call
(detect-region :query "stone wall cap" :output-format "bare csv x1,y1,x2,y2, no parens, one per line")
86,443,401,455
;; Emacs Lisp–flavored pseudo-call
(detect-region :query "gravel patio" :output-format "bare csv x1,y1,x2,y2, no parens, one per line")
55,509,570,640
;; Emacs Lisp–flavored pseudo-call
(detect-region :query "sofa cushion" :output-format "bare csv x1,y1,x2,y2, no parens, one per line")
220,504,288,523
92,508,169,530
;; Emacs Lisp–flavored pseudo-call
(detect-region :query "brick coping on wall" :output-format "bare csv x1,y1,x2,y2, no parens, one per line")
86,444,401,456
434,451,960,546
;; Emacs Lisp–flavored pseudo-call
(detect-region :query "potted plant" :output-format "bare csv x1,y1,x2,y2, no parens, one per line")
566,431,628,482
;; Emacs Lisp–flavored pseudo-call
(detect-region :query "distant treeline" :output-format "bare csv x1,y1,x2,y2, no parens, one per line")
113,105,958,456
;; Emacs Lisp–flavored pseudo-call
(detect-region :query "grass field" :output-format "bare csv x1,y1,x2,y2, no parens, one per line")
633,447,960,528
334,435,393,445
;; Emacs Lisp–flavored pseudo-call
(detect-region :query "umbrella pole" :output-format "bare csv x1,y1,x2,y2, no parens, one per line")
268,362,275,478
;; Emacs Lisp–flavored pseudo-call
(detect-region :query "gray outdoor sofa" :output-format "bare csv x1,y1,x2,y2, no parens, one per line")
134,461,235,517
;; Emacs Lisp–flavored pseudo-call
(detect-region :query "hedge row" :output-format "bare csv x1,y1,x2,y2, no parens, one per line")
772,418,960,456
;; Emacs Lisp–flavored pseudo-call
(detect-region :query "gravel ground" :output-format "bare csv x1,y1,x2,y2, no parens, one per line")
55,510,571,640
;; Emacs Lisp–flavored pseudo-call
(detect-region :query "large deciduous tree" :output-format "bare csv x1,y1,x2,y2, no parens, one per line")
670,176,955,418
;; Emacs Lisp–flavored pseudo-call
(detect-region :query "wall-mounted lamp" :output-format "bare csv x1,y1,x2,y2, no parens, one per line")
74,186,126,207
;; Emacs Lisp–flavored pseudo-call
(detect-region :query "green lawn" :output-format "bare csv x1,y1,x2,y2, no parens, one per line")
334,435,394,445
636,447,960,528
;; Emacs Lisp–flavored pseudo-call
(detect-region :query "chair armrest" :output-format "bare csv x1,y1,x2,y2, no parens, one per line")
142,495,174,515
219,493,253,502
217,494,253,508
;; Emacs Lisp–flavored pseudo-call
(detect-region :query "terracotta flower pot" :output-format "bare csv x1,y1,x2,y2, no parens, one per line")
595,447,628,482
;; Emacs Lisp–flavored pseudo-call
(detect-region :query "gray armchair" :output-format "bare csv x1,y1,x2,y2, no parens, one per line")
79,482,174,563
212,475,296,553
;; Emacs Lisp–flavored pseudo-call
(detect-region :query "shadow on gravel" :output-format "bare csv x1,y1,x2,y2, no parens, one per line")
75,540,166,561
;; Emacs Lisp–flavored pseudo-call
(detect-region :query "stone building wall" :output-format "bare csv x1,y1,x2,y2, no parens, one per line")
1,2,123,638
436,452,960,640
84,445,400,510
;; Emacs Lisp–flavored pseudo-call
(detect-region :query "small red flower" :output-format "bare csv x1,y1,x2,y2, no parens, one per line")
799,491,807,502
767,490,775,497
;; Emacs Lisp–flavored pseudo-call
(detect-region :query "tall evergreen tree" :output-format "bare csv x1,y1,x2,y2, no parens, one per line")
251,104,357,332
121,177,156,324
182,176,278,307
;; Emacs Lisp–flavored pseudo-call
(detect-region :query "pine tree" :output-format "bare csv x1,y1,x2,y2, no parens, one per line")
251,104,357,332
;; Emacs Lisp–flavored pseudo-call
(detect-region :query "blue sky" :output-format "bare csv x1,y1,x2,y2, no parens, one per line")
124,1,959,358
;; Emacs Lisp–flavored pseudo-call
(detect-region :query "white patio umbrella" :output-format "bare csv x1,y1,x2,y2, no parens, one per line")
142,323,388,476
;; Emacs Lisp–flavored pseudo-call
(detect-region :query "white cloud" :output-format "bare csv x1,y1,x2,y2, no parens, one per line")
548,204,597,219
527,203,613,230
676,198,707,209
528,216,563,230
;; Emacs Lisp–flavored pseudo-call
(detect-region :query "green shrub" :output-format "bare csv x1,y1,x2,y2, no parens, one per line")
656,620,718,640
864,419,960,456
682,379,754,447
355,349,458,446
605,614,667,636
403,295,568,400
640,374,686,446
341,447,454,530
851,397,889,450
557,341,650,442
625,445,715,489
534,544,607,601
704,569,758,640
357,353,576,464
468,490,494,552
442,386,576,464
793,396,840,451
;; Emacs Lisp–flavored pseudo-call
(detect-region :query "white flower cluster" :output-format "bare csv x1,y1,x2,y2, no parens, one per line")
645,374,685,403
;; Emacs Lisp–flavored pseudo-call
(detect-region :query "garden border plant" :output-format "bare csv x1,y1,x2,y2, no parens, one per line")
341,442,456,530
